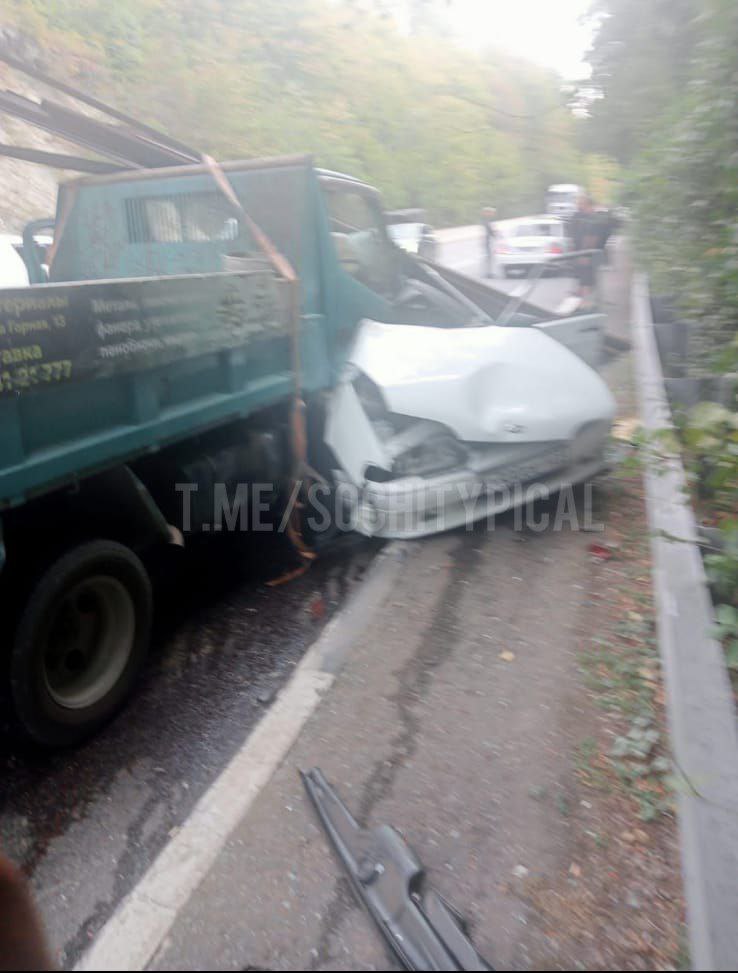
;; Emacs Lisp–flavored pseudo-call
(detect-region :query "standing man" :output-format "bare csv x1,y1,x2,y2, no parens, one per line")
480,206,497,278
568,193,599,307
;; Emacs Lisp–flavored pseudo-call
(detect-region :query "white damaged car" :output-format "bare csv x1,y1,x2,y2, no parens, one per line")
324,318,615,539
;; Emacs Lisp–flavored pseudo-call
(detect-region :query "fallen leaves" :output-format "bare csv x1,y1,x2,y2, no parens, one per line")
612,416,642,442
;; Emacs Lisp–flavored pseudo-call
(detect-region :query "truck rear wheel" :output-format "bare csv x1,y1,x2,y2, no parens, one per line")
10,540,152,747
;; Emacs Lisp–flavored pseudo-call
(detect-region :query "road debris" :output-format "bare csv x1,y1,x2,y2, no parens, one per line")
301,767,493,971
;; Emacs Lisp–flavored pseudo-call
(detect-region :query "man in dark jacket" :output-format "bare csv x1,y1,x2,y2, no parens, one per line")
568,193,600,306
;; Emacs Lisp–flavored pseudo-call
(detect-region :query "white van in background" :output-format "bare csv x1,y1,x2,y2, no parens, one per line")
545,184,582,218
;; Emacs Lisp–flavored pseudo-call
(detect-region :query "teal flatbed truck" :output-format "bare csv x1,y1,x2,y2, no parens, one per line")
1,154,522,745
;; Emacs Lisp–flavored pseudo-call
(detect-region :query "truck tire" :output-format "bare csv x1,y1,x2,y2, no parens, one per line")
10,540,152,747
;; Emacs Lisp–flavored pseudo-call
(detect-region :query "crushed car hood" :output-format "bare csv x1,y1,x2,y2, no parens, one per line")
345,319,615,444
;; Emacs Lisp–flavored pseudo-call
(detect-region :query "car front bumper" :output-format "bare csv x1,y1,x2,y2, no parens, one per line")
334,449,608,540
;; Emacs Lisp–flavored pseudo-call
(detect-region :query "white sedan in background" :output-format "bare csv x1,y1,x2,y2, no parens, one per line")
494,216,568,278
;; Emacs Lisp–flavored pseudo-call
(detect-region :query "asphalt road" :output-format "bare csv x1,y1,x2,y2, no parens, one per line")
0,533,378,968
438,232,577,314
0,227,579,969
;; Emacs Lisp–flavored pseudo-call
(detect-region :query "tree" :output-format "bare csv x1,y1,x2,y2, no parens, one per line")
2,0,598,223
583,0,699,163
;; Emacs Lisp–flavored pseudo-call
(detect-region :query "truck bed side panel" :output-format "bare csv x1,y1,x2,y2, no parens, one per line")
0,271,326,507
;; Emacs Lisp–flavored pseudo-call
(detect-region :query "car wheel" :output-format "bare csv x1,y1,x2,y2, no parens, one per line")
10,540,152,747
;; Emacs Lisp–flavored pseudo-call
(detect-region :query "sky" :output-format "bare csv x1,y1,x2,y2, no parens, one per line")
432,0,594,80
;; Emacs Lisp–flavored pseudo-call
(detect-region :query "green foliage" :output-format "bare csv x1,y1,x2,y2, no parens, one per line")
586,0,738,366
2,0,602,224
585,0,700,165
587,1,738,661
682,403,738,649
684,398,738,661
626,1,737,364
711,604,738,669
682,402,738,508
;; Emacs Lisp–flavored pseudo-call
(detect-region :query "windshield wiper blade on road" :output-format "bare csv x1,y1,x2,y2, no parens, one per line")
301,768,493,972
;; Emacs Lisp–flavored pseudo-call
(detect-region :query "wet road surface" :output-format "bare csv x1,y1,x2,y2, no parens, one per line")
0,532,379,967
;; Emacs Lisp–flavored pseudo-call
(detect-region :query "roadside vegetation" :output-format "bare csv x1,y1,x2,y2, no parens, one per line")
2,0,616,224
585,0,738,664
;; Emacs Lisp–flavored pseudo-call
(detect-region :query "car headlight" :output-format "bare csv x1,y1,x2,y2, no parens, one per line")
352,370,467,479
392,431,467,478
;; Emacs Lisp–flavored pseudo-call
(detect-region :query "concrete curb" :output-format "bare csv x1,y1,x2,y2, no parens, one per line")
632,273,738,970
74,540,407,972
